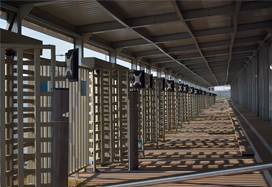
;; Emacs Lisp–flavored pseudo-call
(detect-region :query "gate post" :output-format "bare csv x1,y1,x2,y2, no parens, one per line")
51,88,69,187
128,91,139,170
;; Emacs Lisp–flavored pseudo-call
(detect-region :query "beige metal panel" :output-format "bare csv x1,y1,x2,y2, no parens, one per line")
67,67,89,175
189,15,231,31
38,0,115,26
34,49,42,186
17,49,25,187
96,28,141,42
0,28,42,45
6,52,15,186
177,1,231,11
144,21,188,36
111,0,175,19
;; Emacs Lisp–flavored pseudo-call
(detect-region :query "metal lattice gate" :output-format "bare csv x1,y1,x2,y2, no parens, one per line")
85,59,129,172
0,44,90,186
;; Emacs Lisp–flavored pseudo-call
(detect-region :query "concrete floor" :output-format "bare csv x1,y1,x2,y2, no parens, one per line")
69,100,268,186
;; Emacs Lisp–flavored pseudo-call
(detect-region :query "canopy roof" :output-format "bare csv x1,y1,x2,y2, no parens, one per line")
2,0,272,87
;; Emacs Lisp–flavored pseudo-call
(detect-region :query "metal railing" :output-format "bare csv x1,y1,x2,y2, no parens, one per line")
105,162,272,187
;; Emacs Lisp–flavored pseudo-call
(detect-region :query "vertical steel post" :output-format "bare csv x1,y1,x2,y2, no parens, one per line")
34,49,41,186
0,47,6,187
17,48,24,187
51,88,69,187
128,91,139,170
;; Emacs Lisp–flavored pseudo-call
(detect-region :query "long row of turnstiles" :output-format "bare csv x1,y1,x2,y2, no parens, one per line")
1,47,216,185
87,58,217,172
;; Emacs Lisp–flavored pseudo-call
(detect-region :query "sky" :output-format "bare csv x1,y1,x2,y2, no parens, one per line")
1,18,230,90
0,18,131,69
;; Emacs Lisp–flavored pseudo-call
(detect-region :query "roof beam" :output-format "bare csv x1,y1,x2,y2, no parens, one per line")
136,35,263,58
112,21,270,48
182,4,234,21
112,32,191,48
76,1,272,34
150,45,257,64
183,1,272,20
95,0,211,86
25,7,81,38
235,35,264,44
2,1,59,7
171,0,218,86
135,44,196,57
232,52,253,59
227,1,246,84
78,12,179,34
187,63,228,68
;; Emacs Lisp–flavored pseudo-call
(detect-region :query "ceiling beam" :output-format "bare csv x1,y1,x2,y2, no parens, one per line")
226,1,242,84
78,12,179,34
184,1,272,21
171,0,218,85
95,0,212,86
76,1,272,34
25,7,81,38
112,32,191,48
112,20,271,48
6,4,149,66
149,45,257,64
135,44,196,57
2,1,60,7
135,36,262,58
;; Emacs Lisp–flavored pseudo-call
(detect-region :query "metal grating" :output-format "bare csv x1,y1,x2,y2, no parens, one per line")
38,0,115,26
96,28,141,42
177,0,231,11
189,15,232,31
143,21,188,36
111,0,175,19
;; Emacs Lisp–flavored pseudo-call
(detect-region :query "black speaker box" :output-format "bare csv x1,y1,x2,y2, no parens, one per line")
65,48,78,82
133,70,145,88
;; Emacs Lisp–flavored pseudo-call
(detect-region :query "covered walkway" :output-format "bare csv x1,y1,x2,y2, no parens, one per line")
68,100,268,186
1,1,272,187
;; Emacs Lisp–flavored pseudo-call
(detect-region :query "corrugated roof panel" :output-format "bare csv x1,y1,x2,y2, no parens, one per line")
202,45,229,52
233,42,259,48
189,15,231,31
145,54,169,59
162,38,195,48
177,0,231,11
128,44,157,53
238,9,272,25
143,21,188,36
110,0,175,19
172,49,199,56
96,28,141,42
236,29,266,38
38,0,115,26
197,33,230,43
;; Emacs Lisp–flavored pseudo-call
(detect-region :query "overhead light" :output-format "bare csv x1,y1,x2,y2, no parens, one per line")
270,65,272,70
